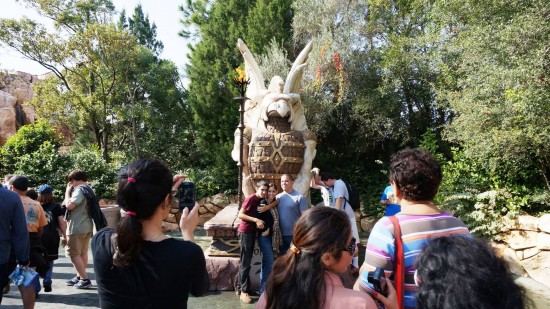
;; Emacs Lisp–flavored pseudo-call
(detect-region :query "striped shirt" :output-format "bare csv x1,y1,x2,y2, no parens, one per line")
358,212,471,308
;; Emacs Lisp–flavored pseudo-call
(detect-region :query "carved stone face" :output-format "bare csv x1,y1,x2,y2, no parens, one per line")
267,99,291,118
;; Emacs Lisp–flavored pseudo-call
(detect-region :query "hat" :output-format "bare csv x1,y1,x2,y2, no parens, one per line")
9,175,29,191
38,184,53,195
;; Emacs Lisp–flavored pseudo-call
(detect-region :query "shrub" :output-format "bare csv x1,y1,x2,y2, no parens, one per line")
0,120,60,174
65,147,117,199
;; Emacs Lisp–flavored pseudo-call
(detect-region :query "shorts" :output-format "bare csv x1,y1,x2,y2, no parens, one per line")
65,232,92,257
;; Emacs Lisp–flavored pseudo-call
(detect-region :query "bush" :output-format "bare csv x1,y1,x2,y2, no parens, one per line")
439,148,550,238
0,120,60,174
1,121,116,200
182,167,236,199
65,147,117,199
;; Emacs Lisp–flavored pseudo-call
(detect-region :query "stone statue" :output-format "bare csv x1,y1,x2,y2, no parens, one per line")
231,39,317,196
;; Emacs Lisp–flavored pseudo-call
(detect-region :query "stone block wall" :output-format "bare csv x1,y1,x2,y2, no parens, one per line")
490,214,550,290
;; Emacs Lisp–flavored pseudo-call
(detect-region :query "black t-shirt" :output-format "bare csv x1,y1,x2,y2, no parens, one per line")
41,202,64,260
256,198,274,234
92,228,209,309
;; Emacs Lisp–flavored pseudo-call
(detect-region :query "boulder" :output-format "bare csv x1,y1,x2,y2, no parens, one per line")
0,104,16,144
540,214,550,234
512,215,539,231
211,193,229,206
502,230,538,250
538,232,550,251
360,216,377,233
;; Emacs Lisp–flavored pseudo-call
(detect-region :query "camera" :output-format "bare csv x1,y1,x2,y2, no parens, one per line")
367,267,387,296
177,181,195,212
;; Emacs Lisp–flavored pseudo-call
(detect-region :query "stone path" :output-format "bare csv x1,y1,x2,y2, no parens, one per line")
2,234,549,308
1,235,256,309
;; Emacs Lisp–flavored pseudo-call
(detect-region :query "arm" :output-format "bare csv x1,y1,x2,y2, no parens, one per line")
310,168,323,189
57,215,67,245
258,199,278,213
179,202,200,242
238,205,264,230
354,219,395,294
334,197,343,210
12,198,30,265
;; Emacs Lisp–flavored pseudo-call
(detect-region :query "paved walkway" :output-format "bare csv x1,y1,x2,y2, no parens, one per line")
2,234,549,308
1,235,256,309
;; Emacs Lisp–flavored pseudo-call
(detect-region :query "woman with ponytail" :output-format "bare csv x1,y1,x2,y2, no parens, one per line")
91,159,208,308
256,207,397,309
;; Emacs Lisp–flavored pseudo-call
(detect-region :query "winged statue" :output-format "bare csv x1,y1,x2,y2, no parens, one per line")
231,39,317,197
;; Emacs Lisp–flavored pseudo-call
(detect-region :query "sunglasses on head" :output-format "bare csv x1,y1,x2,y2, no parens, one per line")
343,237,356,255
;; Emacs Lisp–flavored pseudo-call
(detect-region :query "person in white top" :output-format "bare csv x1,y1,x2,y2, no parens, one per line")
319,171,360,267
309,167,332,207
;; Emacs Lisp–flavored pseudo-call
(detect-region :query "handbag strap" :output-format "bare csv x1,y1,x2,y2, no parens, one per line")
388,215,404,309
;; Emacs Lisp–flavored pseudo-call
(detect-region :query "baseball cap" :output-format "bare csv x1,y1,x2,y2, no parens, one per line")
9,175,29,191
38,184,53,195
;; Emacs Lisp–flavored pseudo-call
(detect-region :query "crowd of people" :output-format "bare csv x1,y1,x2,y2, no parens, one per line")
1,148,529,308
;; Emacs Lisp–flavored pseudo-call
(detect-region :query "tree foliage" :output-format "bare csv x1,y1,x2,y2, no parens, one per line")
435,0,550,190
0,121,115,199
180,0,294,191
0,0,190,168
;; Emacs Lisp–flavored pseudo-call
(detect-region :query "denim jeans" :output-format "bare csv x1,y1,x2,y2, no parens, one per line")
257,235,274,294
238,232,256,293
281,235,293,254
43,261,54,285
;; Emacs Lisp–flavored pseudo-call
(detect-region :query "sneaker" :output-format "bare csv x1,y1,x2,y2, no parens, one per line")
66,276,80,286
44,283,52,292
240,292,253,304
74,279,92,289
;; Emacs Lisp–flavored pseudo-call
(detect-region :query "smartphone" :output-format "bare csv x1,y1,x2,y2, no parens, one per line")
178,181,195,212
367,267,387,296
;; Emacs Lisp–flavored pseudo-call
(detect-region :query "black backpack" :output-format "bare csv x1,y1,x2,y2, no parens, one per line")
342,180,361,211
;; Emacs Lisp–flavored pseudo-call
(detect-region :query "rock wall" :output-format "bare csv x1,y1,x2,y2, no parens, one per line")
496,214,550,289
0,71,41,144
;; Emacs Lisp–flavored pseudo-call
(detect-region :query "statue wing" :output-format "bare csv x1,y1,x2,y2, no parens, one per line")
284,41,313,94
237,39,266,102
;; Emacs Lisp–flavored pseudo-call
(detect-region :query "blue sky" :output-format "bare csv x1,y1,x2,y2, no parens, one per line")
0,0,190,75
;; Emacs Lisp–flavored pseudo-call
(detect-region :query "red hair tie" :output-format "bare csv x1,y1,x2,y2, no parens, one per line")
125,211,137,217
127,177,136,183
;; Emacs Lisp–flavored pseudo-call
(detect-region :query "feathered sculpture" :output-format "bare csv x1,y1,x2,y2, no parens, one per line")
231,39,317,197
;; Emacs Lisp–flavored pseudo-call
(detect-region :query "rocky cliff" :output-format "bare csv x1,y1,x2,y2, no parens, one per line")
0,71,41,144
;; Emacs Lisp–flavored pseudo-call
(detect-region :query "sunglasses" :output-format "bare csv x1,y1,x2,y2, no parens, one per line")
343,237,356,255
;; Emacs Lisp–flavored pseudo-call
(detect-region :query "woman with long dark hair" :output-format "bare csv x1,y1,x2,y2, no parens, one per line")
256,183,282,295
257,207,396,309
92,159,208,308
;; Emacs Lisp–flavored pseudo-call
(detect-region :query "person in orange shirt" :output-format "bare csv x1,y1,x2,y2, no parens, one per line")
9,175,47,303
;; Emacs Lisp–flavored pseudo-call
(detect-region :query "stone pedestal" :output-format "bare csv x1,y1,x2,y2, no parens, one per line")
204,204,261,291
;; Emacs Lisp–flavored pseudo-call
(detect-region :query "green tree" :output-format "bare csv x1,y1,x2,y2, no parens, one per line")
1,1,189,166
0,1,139,161
436,0,550,190
180,0,295,190
118,4,164,56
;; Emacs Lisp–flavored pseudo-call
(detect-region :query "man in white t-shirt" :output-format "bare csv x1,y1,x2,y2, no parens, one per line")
320,171,359,267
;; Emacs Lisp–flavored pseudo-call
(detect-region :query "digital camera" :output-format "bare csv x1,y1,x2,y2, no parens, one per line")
367,267,387,296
